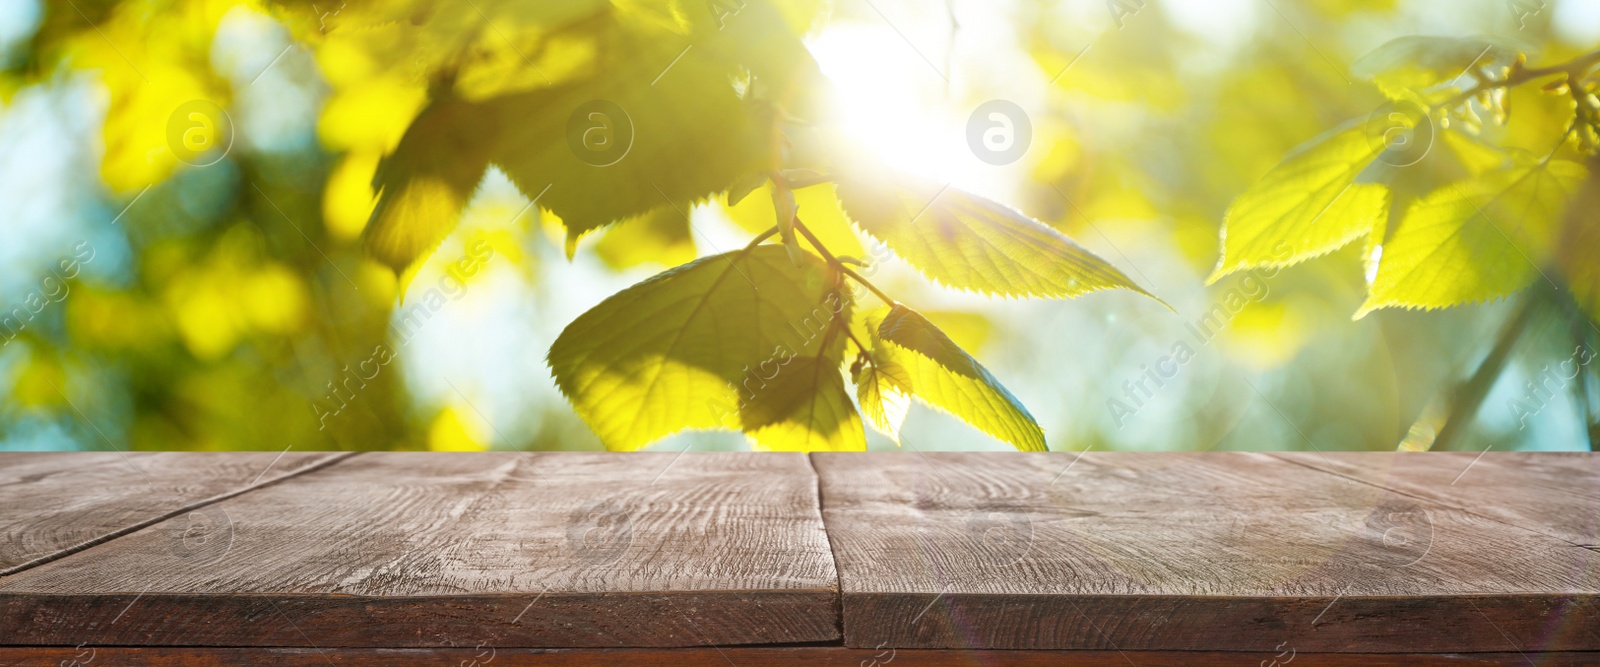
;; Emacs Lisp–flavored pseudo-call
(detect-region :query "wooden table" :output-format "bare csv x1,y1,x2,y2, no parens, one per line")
2,451,1598,665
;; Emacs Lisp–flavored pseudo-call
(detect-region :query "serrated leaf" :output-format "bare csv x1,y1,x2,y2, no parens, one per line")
364,97,495,273
549,245,863,451
835,169,1156,301
854,357,912,442
874,305,1046,452
743,354,865,452
1352,36,1520,101
1211,121,1390,283
1359,161,1587,317
591,206,696,270
853,310,912,442
362,0,825,272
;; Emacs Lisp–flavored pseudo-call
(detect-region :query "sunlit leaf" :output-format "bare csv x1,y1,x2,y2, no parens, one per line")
853,353,912,443
1359,160,1587,317
363,97,495,272
549,245,862,451
1442,131,1510,175
591,205,696,270
362,0,827,271
835,168,1157,301
1352,36,1520,101
875,305,1046,452
853,308,912,442
743,354,865,452
1210,121,1389,282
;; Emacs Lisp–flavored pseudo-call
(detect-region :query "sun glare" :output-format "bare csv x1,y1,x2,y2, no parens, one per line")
807,23,990,191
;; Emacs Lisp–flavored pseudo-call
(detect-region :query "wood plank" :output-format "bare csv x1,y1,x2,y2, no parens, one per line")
0,452,839,648
1272,451,1600,547
0,451,352,574
4,647,1599,667
813,452,1600,652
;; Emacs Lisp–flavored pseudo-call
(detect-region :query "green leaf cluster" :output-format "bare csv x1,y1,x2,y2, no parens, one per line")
1213,37,1599,321
340,0,1162,451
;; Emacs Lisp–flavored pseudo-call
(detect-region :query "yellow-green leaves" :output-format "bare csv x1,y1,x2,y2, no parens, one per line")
361,0,823,273
548,245,863,451
866,305,1046,452
364,98,495,272
853,353,912,443
1210,121,1389,283
1352,36,1519,101
853,310,913,442
835,170,1156,300
1214,41,1598,321
743,355,864,452
1359,160,1587,316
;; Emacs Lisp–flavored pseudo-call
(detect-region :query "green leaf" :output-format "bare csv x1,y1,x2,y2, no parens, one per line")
590,205,697,270
835,169,1158,301
874,305,1046,452
852,311,912,442
1359,160,1587,317
363,98,495,273
486,18,771,249
1210,121,1391,283
364,0,826,272
742,355,865,452
548,245,864,451
1352,36,1520,101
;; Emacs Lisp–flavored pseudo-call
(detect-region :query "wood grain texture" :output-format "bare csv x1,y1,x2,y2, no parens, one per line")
6,647,1600,666
0,451,352,574
1273,451,1600,547
0,452,838,648
814,452,1600,652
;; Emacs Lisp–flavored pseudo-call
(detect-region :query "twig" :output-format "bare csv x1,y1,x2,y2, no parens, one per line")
743,226,779,252
792,218,899,307
1443,48,1600,108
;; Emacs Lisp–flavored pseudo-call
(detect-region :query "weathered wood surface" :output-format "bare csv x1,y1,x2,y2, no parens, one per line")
1274,451,1600,547
0,451,351,574
813,451,1600,652
5,450,1600,656
0,452,839,648
2,647,1596,666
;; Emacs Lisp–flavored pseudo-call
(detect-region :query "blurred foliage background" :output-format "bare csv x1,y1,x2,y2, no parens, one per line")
1,0,1597,453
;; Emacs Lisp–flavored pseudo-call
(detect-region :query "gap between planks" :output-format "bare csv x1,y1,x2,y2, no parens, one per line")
807,453,847,643
0,451,363,577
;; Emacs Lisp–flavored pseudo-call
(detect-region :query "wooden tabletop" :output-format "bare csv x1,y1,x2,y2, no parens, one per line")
2,451,1598,663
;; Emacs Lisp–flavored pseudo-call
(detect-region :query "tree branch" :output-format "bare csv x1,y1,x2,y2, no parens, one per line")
791,217,899,307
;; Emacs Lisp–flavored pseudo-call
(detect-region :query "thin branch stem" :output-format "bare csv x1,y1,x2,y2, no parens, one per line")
839,265,898,307
1431,289,1543,451
791,217,899,307
743,226,779,252
842,324,870,355
1444,48,1600,108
